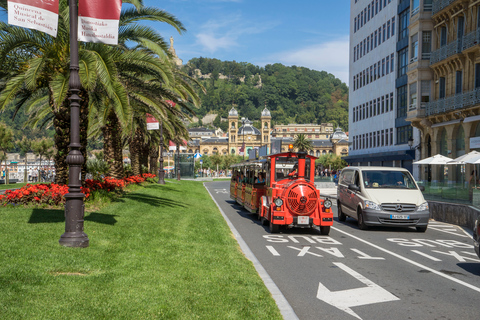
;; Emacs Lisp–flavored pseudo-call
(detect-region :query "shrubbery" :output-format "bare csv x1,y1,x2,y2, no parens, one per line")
0,173,157,206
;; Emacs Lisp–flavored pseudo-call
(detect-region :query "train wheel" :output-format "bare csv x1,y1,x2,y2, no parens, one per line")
320,226,330,235
337,202,346,222
269,220,279,233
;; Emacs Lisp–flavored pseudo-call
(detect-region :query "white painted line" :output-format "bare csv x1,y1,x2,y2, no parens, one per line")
205,184,299,320
411,250,442,261
316,262,400,320
266,246,280,256
288,246,323,258
332,226,480,293
351,248,385,260
429,226,469,238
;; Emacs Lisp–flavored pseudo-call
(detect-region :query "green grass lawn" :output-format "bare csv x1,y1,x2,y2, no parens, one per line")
0,180,282,319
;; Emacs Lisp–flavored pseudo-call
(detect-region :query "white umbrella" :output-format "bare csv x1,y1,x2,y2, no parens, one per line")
413,154,452,165
447,150,480,164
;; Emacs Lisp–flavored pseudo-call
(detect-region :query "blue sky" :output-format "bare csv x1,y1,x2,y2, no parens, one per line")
145,0,350,83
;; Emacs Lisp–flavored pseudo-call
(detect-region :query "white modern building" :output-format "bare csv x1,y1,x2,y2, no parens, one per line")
346,0,421,175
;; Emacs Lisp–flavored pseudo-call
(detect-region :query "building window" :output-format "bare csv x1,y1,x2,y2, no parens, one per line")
411,0,419,16
422,31,431,60
440,26,447,47
475,64,480,88
399,9,410,42
439,77,446,99
456,70,463,94
411,33,418,61
421,80,431,103
409,82,417,110
398,47,408,77
396,125,412,145
397,85,408,117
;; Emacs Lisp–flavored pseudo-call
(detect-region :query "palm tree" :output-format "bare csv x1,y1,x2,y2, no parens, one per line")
17,136,32,183
0,0,188,183
293,133,314,152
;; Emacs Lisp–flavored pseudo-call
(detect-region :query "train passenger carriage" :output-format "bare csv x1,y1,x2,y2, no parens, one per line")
230,145,333,234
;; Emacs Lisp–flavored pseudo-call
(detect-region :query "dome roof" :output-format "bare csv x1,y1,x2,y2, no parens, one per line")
238,118,261,135
228,107,238,117
261,107,271,117
331,127,348,140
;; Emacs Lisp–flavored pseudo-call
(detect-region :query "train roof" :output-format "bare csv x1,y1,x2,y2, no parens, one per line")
266,151,318,160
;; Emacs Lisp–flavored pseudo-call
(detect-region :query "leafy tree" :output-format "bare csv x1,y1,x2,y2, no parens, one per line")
31,138,55,175
17,136,32,182
0,122,14,182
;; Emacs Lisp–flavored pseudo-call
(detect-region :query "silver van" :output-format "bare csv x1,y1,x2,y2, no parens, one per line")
337,166,429,232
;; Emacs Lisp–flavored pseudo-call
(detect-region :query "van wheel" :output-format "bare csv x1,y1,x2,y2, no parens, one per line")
337,202,346,222
320,226,330,235
269,220,280,233
357,209,368,230
416,225,428,232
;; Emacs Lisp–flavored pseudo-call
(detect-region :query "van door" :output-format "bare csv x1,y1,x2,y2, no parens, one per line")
339,169,355,216
350,171,362,219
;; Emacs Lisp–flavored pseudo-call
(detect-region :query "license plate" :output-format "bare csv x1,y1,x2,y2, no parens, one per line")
298,216,309,224
390,214,410,219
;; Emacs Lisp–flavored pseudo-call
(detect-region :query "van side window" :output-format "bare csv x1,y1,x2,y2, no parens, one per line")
340,170,353,185
354,172,360,187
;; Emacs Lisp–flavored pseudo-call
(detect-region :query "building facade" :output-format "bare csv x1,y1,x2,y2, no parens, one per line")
346,0,419,173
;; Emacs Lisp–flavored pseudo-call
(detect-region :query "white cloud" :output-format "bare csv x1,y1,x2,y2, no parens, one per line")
194,15,278,54
264,37,350,84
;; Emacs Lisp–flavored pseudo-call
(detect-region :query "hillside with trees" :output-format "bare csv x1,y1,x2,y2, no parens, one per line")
182,58,349,132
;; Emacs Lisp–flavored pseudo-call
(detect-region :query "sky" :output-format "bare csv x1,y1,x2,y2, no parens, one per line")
144,0,351,84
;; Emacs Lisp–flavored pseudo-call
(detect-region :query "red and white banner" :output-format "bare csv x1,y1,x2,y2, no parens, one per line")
78,0,122,45
7,0,59,37
169,140,187,151
146,113,159,130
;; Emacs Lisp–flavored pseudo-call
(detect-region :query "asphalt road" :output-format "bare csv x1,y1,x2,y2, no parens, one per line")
205,181,480,320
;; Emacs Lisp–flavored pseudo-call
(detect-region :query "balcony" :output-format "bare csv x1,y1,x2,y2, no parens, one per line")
463,28,480,51
430,39,462,65
432,0,457,15
425,88,480,116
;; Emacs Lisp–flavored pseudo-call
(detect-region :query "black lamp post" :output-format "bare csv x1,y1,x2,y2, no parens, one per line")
158,121,165,184
59,0,89,247
176,141,181,181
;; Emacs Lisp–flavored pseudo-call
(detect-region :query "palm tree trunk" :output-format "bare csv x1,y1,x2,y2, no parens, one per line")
149,144,159,174
103,112,124,179
141,143,149,174
53,99,70,185
129,128,143,176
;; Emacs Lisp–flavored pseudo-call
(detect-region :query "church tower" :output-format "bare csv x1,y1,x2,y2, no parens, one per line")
228,107,239,154
260,107,272,146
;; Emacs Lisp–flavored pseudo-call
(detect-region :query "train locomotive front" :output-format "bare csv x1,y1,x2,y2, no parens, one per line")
259,150,333,234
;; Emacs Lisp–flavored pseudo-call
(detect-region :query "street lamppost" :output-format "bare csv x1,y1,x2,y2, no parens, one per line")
158,121,165,184
177,140,181,181
59,0,89,247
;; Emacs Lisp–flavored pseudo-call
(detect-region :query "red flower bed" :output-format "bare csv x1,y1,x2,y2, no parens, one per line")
0,174,154,206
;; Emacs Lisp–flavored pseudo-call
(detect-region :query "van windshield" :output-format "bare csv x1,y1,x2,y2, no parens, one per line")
362,170,417,189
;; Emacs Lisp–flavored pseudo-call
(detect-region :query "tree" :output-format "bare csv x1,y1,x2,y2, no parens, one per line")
293,133,313,152
31,138,55,180
0,122,14,183
17,136,32,182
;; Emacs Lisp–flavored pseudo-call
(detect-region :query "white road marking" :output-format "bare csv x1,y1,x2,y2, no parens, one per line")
316,262,400,320
351,248,385,260
214,189,228,194
266,246,280,256
332,226,480,293
288,246,323,257
429,226,469,237
411,250,442,261
432,250,480,262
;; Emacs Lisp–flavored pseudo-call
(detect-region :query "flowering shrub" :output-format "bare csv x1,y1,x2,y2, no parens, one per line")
0,174,155,206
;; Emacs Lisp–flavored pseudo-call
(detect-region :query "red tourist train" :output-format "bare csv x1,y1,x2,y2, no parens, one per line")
230,145,333,234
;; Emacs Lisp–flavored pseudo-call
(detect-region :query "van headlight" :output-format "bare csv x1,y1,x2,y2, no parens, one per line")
417,202,429,211
364,200,381,210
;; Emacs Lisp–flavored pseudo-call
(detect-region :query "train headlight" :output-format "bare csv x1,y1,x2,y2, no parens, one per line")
324,199,332,209
274,198,283,207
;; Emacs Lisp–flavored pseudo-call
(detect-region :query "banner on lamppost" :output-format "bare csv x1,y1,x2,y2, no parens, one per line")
7,0,59,37
146,113,159,130
78,0,122,45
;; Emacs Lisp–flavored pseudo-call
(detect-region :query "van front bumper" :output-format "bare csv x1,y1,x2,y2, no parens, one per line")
363,209,430,227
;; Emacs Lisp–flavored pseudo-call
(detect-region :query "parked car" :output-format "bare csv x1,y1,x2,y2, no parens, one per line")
337,166,429,232
474,218,480,259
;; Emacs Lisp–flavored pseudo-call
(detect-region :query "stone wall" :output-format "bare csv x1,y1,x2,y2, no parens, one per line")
429,201,480,229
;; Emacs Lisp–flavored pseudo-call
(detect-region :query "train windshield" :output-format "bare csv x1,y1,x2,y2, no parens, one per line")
274,157,310,181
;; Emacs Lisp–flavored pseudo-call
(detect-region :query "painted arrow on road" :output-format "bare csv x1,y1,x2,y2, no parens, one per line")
316,262,400,319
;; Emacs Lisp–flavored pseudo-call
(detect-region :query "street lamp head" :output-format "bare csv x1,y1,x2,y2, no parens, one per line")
408,136,414,148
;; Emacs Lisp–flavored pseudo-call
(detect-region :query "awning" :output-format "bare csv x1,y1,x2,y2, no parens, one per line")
342,150,415,163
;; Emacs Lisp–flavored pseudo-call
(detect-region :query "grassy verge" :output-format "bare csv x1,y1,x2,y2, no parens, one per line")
0,180,282,319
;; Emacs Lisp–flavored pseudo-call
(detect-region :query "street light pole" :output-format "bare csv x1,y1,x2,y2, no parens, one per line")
241,117,246,160
59,0,89,247
177,141,181,181
158,121,165,184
